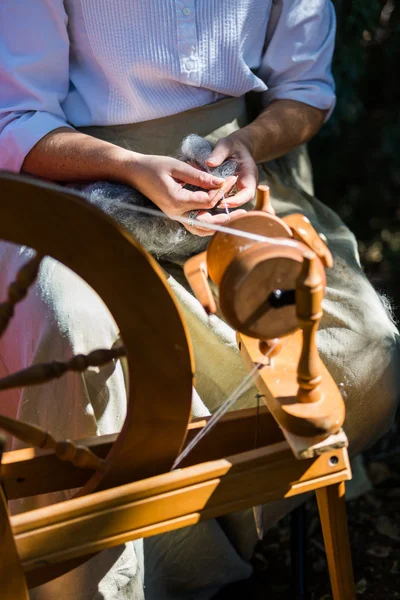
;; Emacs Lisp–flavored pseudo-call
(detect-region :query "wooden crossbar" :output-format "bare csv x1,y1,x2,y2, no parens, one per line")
1,407,281,499
13,441,351,574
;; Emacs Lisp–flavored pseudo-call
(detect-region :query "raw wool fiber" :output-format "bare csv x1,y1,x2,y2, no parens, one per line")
78,135,238,261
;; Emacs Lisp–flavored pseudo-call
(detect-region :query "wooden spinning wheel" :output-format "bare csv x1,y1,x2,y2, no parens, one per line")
0,174,356,599
0,172,194,484
0,172,195,590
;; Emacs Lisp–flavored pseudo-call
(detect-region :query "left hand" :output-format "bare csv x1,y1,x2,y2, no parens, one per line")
205,130,258,208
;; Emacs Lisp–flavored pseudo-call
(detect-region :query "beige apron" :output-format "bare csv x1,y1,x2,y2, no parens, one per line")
0,96,398,599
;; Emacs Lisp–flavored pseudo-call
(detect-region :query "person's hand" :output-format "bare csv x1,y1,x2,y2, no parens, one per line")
128,153,245,235
205,130,258,207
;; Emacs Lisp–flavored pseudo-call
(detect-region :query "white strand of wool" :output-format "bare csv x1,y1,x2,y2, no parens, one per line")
171,331,294,469
112,201,300,249
172,362,262,469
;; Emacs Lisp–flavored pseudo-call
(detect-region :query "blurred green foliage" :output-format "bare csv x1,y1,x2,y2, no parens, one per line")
309,0,400,317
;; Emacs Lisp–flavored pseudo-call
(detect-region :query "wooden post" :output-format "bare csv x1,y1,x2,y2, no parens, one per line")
316,482,356,600
255,185,275,214
0,436,29,599
296,252,324,404
183,251,217,314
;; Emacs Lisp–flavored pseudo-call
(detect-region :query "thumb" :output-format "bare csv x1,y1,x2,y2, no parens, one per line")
206,138,232,168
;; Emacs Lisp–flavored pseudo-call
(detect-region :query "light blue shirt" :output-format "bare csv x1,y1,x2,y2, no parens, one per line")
0,0,336,172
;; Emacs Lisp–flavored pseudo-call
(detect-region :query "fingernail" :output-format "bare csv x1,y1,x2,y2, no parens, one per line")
212,177,224,186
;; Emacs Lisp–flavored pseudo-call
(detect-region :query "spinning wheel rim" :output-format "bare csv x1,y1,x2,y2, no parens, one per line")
0,173,194,584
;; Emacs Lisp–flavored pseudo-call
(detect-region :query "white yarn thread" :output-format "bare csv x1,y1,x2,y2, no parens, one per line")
111,201,299,249
172,362,263,469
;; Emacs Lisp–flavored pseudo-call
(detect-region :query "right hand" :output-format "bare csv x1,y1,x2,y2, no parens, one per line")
126,153,245,235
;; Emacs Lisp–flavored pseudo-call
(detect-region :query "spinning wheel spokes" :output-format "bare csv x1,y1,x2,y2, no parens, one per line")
0,253,134,474
0,253,43,339
0,344,127,393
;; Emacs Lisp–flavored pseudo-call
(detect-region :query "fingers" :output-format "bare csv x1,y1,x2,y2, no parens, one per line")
206,138,232,168
170,160,224,190
166,146,257,214
182,209,247,236
223,164,258,208
174,188,220,209
205,136,258,207
180,210,214,236
197,209,247,225
222,186,254,207
209,175,238,204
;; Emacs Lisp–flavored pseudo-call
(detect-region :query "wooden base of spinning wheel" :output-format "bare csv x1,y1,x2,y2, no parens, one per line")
0,407,356,599
1,408,355,599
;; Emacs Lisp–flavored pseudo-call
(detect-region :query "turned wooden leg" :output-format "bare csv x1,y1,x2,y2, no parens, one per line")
0,439,29,599
316,482,356,600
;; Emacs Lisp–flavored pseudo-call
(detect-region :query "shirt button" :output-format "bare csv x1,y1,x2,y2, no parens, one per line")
182,7,191,16
185,59,195,70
